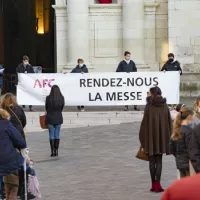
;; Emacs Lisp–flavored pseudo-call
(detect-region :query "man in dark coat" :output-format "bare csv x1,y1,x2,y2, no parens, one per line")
116,51,139,111
71,58,89,111
0,111,26,176
16,55,34,111
161,53,182,75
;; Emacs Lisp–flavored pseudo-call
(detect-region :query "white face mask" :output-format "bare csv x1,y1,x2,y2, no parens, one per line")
23,61,29,65
79,64,84,67
125,56,130,61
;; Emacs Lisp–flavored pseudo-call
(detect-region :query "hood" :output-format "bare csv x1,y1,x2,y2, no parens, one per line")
147,95,166,106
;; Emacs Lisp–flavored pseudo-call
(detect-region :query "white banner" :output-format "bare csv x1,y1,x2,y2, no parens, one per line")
17,72,180,106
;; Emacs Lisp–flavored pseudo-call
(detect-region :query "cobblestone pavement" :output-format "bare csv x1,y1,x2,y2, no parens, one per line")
27,123,176,200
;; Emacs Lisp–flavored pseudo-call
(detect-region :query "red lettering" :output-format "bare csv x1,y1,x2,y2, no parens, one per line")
34,79,42,88
48,79,55,88
43,79,48,88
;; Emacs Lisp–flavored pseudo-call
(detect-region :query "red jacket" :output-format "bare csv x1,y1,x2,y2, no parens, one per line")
161,174,200,200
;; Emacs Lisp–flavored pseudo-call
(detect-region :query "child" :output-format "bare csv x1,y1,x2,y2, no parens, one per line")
170,107,194,178
71,58,89,112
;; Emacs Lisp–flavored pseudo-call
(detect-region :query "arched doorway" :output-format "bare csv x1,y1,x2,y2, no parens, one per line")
0,0,55,74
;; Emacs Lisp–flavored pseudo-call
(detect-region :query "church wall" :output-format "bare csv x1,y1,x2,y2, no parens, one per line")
168,0,200,72
89,4,122,72
155,0,168,69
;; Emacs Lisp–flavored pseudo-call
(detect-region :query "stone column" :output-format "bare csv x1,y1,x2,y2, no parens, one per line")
122,0,145,64
52,1,67,72
65,0,89,70
144,2,159,71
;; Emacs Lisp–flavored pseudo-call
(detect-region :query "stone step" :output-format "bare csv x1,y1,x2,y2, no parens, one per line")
25,111,143,132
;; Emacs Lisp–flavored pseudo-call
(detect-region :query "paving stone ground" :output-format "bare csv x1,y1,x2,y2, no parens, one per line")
27,123,176,200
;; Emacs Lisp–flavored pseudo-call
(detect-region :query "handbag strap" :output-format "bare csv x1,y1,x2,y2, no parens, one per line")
8,107,23,129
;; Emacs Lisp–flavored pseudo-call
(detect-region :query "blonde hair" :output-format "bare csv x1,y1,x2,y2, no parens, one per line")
0,108,10,120
193,97,200,113
171,107,194,140
1,93,18,109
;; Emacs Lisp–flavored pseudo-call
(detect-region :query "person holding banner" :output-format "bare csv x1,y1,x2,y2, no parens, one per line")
71,58,88,112
116,51,139,111
45,85,65,157
16,55,34,112
139,87,172,193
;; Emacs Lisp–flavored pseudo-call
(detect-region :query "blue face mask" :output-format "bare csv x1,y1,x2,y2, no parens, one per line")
125,56,130,61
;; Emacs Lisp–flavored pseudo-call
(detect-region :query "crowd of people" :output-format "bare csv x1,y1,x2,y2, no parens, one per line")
138,86,200,199
0,84,64,199
0,51,195,199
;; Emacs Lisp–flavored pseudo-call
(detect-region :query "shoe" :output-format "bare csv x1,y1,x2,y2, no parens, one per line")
154,181,164,193
150,181,156,192
54,139,60,156
134,106,140,111
124,106,128,111
49,139,54,157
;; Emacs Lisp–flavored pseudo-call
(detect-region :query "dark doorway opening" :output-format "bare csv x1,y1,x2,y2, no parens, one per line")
0,0,55,74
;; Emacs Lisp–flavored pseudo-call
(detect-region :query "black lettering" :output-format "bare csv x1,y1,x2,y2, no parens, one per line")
135,78,144,86
153,77,158,86
93,79,101,87
144,77,152,86
124,92,129,101
117,78,123,87
87,79,93,87
130,92,136,100
117,92,123,101
127,78,134,86
107,92,116,101
89,93,95,101
80,79,86,87
95,93,102,101
137,92,142,100
110,78,116,87
102,78,109,87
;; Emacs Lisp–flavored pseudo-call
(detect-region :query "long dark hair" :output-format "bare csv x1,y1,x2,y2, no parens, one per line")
48,85,64,109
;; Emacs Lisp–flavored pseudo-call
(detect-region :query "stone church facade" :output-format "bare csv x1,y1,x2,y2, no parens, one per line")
53,0,199,73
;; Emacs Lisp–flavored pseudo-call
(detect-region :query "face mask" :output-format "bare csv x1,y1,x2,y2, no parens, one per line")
23,61,29,65
168,58,174,63
125,56,130,61
79,64,84,67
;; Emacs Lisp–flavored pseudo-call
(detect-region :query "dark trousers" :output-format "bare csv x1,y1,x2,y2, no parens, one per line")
78,106,84,110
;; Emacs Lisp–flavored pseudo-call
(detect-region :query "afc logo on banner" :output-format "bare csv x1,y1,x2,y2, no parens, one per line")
34,79,55,88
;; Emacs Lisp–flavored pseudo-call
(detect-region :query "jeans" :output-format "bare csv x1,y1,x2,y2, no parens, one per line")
48,124,61,140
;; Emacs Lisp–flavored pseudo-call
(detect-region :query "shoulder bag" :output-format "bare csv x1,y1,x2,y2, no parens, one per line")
135,146,149,161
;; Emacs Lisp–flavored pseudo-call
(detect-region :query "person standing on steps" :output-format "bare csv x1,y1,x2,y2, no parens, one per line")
45,85,65,157
16,55,35,111
139,87,172,193
116,51,139,111
71,58,89,112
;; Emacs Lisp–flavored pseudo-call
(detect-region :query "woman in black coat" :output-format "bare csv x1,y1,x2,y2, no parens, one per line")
45,85,65,157
0,108,26,176
170,107,194,178
1,93,26,139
